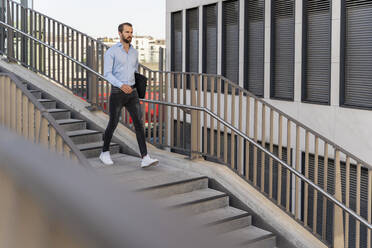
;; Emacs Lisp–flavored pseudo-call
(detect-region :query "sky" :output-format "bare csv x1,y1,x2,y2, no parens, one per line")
33,0,166,39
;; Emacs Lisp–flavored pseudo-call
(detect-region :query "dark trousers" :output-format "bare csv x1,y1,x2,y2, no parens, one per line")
102,89,147,157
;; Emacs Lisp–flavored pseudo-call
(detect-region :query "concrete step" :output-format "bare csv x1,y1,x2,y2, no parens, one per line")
140,176,209,198
56,119,87,131
67,129,102,145
194,206,251,233
77,141,120,158
222,226,276,248
158,188,228,215
38,99,56,109
47,108,71,120
28,89,42,99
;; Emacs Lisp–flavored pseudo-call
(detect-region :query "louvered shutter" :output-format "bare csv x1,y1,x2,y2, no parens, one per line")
186,8,199,73
271,0,295,100
203,4,217,74
343,0,372,108
171,11,182,72
303,0,331,104
244,0,265,97
222,0,239,84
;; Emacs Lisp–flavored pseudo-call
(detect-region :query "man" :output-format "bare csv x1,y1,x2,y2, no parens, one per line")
99,22,159,168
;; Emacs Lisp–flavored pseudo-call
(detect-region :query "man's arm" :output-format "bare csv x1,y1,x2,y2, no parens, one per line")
135,52,139,73
104,50,124,88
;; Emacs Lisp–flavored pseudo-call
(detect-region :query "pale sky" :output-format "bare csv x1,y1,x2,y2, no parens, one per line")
34,0,166,39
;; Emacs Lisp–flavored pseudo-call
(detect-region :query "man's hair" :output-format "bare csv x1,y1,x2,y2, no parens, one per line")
118,22,133,33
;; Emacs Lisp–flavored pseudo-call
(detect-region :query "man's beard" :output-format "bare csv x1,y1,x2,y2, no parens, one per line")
122,37,132,44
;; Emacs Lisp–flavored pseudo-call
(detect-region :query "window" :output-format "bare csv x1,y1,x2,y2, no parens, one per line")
271,0,295,100
222,0,240,83
244,0,265,97
171,11,182,72
303,0,331,104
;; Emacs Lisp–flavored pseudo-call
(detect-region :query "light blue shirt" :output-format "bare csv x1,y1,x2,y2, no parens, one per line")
104,42,139,88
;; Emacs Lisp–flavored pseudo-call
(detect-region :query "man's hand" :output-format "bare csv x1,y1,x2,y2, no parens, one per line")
120,84,133,94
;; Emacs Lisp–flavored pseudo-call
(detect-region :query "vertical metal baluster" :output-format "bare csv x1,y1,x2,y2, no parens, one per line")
43,15,46,75
57,23,61,84
197,75,201,154
203,76,207,154
230,85,235,169
216,77,221,159
147,71,152,140
223,81,228,164
355,163,361,248
66,28,70,89
48,18,51,78
71,30,75,93
210,77,215,157
95,41,99,105
237,91,243,175
182,74,186,151
286,120,292,211
253,99,258,186
176,74,181,148
38,13,41,73
62,25,65,86
278,115,283,205
170,73,175,148
16,3,19,60
29,10,33,69
80,33,84,97
100,44,105,109
333,149,344,248
260,104,266,192
345,156,350,248
33,11,36,71
322,143,329,239
245,95,250,180
304,131,310,226
159,72,163,145
269,109,274,198
153,72,158,145
53,20,56,81
295,125,301,219
164,73,169,147
313,137,319,234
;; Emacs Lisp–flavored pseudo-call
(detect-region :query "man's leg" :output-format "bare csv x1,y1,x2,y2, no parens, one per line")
102,93,124,152
125,91,147,157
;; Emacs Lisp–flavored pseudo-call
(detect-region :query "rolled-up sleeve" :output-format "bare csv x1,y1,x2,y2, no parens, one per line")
104,49,123,88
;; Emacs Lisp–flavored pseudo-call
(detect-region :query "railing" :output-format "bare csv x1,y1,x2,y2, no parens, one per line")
0,1,371,247
0,127,224,248
0,72,90,167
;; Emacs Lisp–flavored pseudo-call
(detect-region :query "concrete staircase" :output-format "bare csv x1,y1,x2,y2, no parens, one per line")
24,82,121,158
23,80,278,248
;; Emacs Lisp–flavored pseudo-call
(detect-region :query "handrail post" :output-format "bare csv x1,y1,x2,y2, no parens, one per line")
86,40,98,110
333,149,345,248
190,74,200,160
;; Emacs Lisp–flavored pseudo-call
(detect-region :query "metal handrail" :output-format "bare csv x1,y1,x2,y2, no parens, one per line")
139,68,372,170
0,20,111,85
1,16,370,168
1,20,371,229
140,98,372,231
3,10,369,171
0,71,91,167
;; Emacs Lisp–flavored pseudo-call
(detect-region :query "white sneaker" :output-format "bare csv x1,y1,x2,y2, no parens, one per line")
141,155,159,168
99,151,114,165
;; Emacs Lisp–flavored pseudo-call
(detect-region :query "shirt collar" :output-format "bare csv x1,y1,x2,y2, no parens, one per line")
117,42,133,49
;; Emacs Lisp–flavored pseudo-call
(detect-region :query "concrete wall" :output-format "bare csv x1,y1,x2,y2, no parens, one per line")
165,0,372,166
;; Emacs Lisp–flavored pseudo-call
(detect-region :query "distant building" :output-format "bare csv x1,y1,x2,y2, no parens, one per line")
99,36,165,64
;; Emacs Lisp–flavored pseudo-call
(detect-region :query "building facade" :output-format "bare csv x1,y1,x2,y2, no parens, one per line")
166,0,372,166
